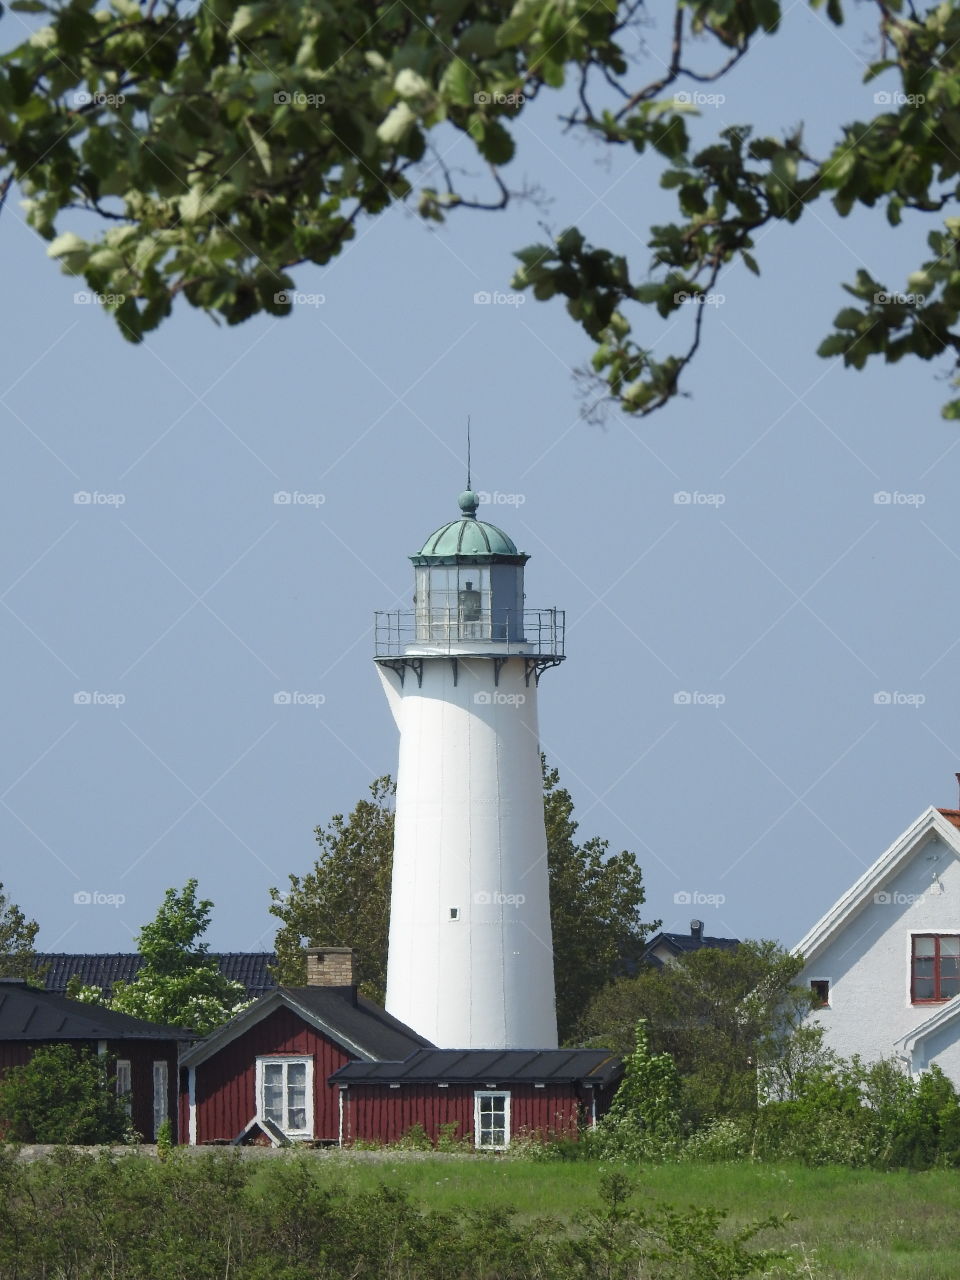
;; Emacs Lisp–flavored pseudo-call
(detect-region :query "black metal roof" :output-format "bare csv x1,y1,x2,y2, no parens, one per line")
0,981,193,1041
637,931,741,971
181,985,434,1067
330,1048,622,1087
29,953,278,998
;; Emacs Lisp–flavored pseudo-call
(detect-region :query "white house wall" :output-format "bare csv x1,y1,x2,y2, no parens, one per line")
799,830,960,1074
382,655,558,1051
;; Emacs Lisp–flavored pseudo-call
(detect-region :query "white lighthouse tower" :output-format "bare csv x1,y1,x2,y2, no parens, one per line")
375,488,564,1050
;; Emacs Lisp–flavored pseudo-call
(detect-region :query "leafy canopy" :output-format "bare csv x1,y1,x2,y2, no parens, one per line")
5,0,960,413
69,879,249,1034
0,882,40,982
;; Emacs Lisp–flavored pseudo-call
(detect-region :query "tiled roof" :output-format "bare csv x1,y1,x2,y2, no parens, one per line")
0,981,193,1041
30,953,278,998
937,809,960,829
331,1048,622,1087
638,931,740,970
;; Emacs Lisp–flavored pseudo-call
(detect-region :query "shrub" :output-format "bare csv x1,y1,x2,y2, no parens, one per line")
0,1045,133,1144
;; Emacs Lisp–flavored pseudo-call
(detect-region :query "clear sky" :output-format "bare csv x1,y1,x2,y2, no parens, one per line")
2,3,958,959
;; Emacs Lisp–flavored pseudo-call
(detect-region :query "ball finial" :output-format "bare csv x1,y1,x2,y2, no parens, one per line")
458,490,479,518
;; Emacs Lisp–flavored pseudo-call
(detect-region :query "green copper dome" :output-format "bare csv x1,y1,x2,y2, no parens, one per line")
416,490,521,559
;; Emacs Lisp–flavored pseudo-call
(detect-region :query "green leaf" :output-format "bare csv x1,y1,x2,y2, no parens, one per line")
741,250,760,276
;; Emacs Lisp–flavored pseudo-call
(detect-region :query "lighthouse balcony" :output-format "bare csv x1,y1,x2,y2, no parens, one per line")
373,608,565,660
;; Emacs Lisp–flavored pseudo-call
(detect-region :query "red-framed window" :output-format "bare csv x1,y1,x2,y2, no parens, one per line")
911,935,960,1002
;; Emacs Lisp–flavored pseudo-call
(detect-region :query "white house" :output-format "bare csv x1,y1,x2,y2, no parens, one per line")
795,804,960,1082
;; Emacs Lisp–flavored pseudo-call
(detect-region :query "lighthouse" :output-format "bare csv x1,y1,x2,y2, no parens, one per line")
375,488,564,1050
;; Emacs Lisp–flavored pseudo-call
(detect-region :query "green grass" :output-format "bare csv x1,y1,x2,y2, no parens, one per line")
296,1155,960,1277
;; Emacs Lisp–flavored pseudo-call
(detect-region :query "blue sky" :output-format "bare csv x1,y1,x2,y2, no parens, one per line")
2,2,959,959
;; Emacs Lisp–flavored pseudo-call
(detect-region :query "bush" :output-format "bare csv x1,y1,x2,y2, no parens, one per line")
0,1045,133,1144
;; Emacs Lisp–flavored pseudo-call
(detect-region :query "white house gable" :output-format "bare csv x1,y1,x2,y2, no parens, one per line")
795,808,960,1079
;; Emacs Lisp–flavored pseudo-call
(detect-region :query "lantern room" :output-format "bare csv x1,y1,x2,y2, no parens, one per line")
411,490,527,644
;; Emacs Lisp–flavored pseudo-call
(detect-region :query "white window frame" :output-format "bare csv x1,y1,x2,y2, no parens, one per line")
474,1090,511,1151
255,1056,314,1139
115,1059,132,1117
153,1060,169,1139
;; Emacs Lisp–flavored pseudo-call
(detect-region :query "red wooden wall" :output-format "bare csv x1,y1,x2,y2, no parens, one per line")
341,1083,588,1145
188,1006,353,1144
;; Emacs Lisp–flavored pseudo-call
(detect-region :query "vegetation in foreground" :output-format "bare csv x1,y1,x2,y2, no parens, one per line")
0,1146,798,1280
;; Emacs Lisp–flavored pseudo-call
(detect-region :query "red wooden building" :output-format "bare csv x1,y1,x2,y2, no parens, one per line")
0,978,192,1141
178,948,623,1148
178,949,432,1145
332,1049,622,1148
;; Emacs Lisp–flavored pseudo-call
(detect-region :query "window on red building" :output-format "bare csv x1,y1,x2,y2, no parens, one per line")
912,935,960,1002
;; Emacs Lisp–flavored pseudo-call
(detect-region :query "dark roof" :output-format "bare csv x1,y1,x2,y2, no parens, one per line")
30,953,278,998
181,985,433,1067
330,1048,622,1087
638,930,740,971
0,981,193,1041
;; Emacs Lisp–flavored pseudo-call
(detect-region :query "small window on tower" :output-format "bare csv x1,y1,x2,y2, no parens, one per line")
810,979,830,1007
449,907,460,921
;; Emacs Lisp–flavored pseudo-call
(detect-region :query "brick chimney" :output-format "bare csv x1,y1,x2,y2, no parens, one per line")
690,919,703,943
305,947,358,990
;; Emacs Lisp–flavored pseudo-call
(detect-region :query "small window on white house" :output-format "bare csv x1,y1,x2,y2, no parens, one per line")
257,1057,313,1138
115,1060,132,1117
810,980,830,1008
474,1090,510,1150
153,1061,168,1139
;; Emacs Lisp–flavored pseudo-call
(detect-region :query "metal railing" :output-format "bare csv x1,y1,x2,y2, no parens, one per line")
374,608,565,657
